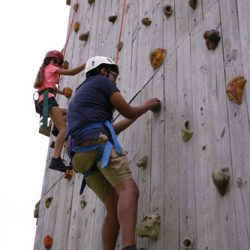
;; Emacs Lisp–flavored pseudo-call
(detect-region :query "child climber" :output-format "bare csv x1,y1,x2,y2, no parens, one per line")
66,56,161,250
34,50,85,172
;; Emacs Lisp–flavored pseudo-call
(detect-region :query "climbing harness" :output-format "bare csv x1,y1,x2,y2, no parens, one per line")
68,120,123,194
34,89,50,133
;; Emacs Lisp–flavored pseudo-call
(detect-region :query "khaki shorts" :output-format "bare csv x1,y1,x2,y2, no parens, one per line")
72,148,132,203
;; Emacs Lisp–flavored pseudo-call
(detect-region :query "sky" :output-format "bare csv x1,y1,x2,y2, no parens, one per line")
0,1,69,249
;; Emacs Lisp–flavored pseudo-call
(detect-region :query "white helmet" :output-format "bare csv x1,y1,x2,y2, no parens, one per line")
85,56,119,75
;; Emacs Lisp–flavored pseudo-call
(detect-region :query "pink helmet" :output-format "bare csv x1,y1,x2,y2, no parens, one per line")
45,50,64,61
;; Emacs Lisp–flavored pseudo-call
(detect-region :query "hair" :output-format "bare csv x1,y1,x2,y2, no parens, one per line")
86,64,119,78
34,57,54,88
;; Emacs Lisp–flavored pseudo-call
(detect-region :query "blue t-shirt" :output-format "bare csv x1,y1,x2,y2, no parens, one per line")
66,75,119,144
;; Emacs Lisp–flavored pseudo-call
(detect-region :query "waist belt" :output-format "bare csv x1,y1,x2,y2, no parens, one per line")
38,88,55,95
70,120,123,195
72,120,122,168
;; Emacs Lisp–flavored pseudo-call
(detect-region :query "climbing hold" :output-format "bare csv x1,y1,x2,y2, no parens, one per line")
142,17,152,26
62,87,73,98
33,201,40,218
151,102,161,113
149,48,166,70
79,31,90,41
73,3,79,12
203,30,220,50
45,197,53,209
117,41,123,52
43,234,53,250
88,0,95,5
80,199,87,209
136,212,161,240
74,22,80,33
182,237,194,250
66,0,71,6
136,155,148,169
108,15,118,24
62,60,69,69
212,167,230,195
64,168,74,180
226,75,246,105
163,5,173,17
189,0,197,9
181,120,193,142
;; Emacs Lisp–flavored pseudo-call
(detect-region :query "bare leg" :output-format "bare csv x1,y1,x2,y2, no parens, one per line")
49,107,66,158
103,191,120,250
114,179,139,248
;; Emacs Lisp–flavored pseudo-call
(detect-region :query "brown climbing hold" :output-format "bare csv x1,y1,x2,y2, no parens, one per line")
108,15,118,24
74,22,80,33
136,212,161,240
212,167,230,195
79,31,90,41
88,0,95,5
142,17,152,26
136,155,148,169
64,168,74,180
45,197,53,209
80,199,87,209
62,60,69,69
44,234,53,249
181,120,193,142
203,30,221,50
33,201,40,218
73,3,79,12
163,5,173,17
182,237,194,250
66,0,71,6
62,87,73,98
226,76,246,105
189,0,197,9
150,48,166,70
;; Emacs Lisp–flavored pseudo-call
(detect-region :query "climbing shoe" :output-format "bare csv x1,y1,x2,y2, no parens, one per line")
122,245,138,250
49,157,67,172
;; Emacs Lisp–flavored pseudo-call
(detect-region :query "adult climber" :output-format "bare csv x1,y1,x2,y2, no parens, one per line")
66,56,161,250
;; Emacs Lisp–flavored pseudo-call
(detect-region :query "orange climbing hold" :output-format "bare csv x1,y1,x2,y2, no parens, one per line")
226,75,246,105
74,22,80,32
64,168,74,180
150,48,166,70
43,234,53,249
63,87,73,98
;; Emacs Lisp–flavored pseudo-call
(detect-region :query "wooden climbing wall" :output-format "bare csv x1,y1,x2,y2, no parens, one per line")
33,0,250,249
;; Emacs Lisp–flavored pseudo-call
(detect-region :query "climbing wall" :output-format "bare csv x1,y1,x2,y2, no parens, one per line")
34,0,250,249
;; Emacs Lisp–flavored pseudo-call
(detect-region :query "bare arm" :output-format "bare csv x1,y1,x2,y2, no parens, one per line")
110,91,161,119
112,117,137,134
57,63,86,76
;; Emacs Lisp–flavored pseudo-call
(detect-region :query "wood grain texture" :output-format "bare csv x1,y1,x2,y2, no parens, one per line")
33,1,250,249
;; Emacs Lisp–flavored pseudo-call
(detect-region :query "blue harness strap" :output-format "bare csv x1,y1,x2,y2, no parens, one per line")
71,121,122,169
71,121,123,195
